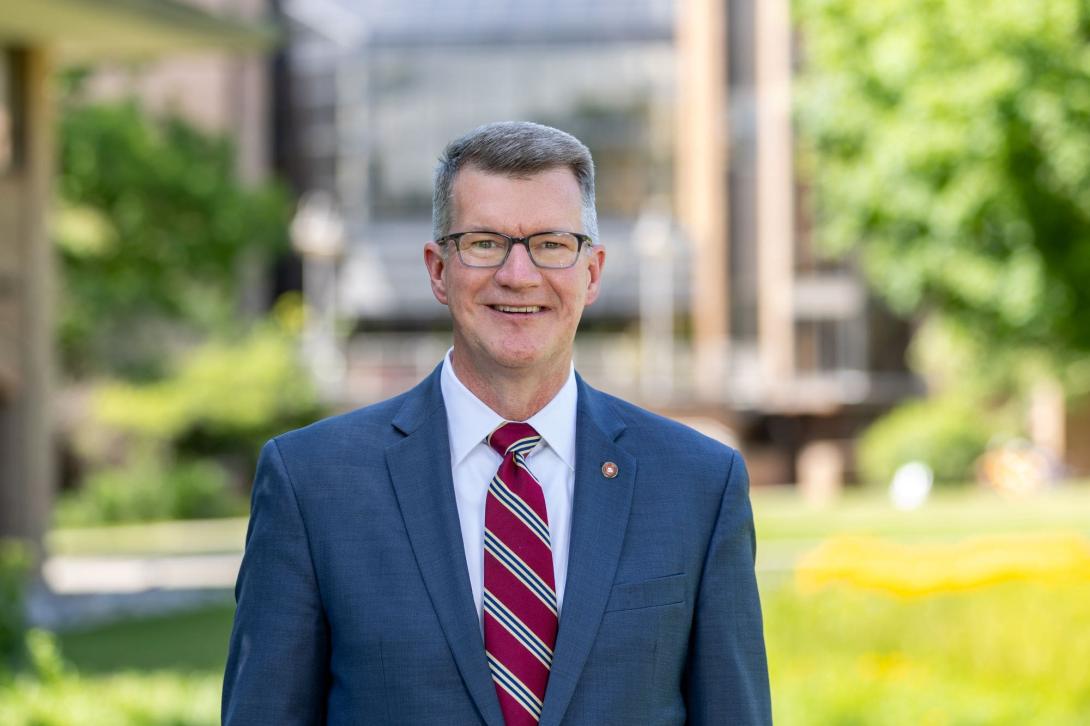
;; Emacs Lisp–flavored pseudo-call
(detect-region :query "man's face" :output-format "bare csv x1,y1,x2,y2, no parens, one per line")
424,166,605,380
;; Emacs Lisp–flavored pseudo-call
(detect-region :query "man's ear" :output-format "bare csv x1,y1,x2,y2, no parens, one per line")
424,241,449,305
583,244,606,306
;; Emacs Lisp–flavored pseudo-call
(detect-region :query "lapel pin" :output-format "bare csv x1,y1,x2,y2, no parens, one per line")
601,461,618,478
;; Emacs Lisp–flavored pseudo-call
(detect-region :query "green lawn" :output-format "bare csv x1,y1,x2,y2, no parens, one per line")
752,483,1090,573
753,482,1090,540
765,580,1090,724
57,603,236,675
4,484,1089,724
757,484,1090,723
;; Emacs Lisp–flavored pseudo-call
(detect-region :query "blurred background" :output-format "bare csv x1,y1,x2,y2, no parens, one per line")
1,0,1089,723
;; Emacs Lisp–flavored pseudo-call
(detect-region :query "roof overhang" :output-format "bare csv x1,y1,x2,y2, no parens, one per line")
0,0,279,61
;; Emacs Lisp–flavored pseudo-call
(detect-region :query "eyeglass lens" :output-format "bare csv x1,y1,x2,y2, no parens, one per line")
457,232,581,268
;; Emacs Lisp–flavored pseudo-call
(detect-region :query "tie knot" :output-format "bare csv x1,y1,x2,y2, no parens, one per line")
487,421,541,458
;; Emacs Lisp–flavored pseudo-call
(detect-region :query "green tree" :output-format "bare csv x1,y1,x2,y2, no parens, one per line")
55,99,290,377
794,0,1090,366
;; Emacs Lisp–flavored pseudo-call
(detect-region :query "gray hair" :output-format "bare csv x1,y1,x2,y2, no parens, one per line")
432,121,599,243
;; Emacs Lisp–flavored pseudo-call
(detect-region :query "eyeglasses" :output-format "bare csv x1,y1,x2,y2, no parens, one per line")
436,230,593,269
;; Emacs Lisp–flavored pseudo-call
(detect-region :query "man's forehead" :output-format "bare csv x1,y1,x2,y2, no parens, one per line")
450,167,584,234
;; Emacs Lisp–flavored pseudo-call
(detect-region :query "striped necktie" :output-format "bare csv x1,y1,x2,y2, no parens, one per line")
483,422,557,725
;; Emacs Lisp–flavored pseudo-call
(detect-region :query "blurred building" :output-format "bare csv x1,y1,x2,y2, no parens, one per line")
1,1,924,491
279,0,688,403
0,0,274,551
277,0,918,484
675,0,920,484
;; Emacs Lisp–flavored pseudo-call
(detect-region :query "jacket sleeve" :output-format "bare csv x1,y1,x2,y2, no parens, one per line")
222,439,330,725
683,450,773,725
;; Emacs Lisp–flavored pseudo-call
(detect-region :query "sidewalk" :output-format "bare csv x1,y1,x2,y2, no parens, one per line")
28,553,241,631
43,552,242,593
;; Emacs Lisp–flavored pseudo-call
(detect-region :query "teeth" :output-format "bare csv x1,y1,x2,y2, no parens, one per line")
494,305,541,313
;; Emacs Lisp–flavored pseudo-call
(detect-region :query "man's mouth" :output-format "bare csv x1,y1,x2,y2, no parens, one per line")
490,305,543,315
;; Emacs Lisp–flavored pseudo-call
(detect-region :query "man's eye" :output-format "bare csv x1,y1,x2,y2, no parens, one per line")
541,241,562,249
469,239,496,249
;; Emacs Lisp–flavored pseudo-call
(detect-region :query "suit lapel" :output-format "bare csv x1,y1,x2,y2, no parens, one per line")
385,368,504,726
539,378,636,726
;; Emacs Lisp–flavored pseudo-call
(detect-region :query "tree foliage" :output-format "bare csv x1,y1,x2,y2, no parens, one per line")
55,99,290,376
794,0,1090,362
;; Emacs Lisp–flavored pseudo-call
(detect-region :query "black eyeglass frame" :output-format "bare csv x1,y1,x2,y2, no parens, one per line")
436,230,594,269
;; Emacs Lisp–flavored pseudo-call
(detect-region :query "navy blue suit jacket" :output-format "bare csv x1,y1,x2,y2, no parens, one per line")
222,366,771,724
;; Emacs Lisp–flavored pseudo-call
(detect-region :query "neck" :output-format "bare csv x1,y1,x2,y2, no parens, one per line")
450,348,570,421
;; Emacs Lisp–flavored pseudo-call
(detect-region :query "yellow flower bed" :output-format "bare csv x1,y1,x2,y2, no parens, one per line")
795,531,1090,597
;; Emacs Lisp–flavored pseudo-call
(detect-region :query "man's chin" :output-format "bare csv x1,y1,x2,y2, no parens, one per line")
477,342,562,373
453,335,569,376
490,348,548,370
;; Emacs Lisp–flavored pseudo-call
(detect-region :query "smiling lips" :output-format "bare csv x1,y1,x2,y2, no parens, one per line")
490,304,544,314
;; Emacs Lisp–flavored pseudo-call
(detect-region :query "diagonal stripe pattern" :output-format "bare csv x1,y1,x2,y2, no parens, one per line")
484,422,557,725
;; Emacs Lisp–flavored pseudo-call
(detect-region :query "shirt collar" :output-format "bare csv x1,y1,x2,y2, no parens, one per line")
440,348,577,471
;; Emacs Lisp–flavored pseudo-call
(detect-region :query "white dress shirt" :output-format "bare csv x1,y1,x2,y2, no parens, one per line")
440,349,577,628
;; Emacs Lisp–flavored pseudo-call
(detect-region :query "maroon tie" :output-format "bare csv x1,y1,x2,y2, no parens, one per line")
483,422,557,725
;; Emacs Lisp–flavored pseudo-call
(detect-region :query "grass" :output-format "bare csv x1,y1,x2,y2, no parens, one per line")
755,484,1090,723
753,481,1090,539
56,603,236,675
765,580,1090,724
751,482,1090,572
0,670,224,726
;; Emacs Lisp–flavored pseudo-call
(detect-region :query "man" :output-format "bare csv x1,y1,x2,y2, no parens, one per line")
222,122,771,725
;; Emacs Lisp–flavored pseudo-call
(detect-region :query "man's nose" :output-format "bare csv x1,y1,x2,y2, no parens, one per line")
494,242,542,287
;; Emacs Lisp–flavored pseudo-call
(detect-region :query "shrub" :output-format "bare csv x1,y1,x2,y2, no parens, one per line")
24,630,68,684
857,394,1012,485
62,312,322,526
56,99,291,377
82,315,321,470
55,454,246,527
0,670,221,725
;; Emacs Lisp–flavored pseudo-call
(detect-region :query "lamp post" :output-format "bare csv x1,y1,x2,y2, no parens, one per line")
290,190,346,400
